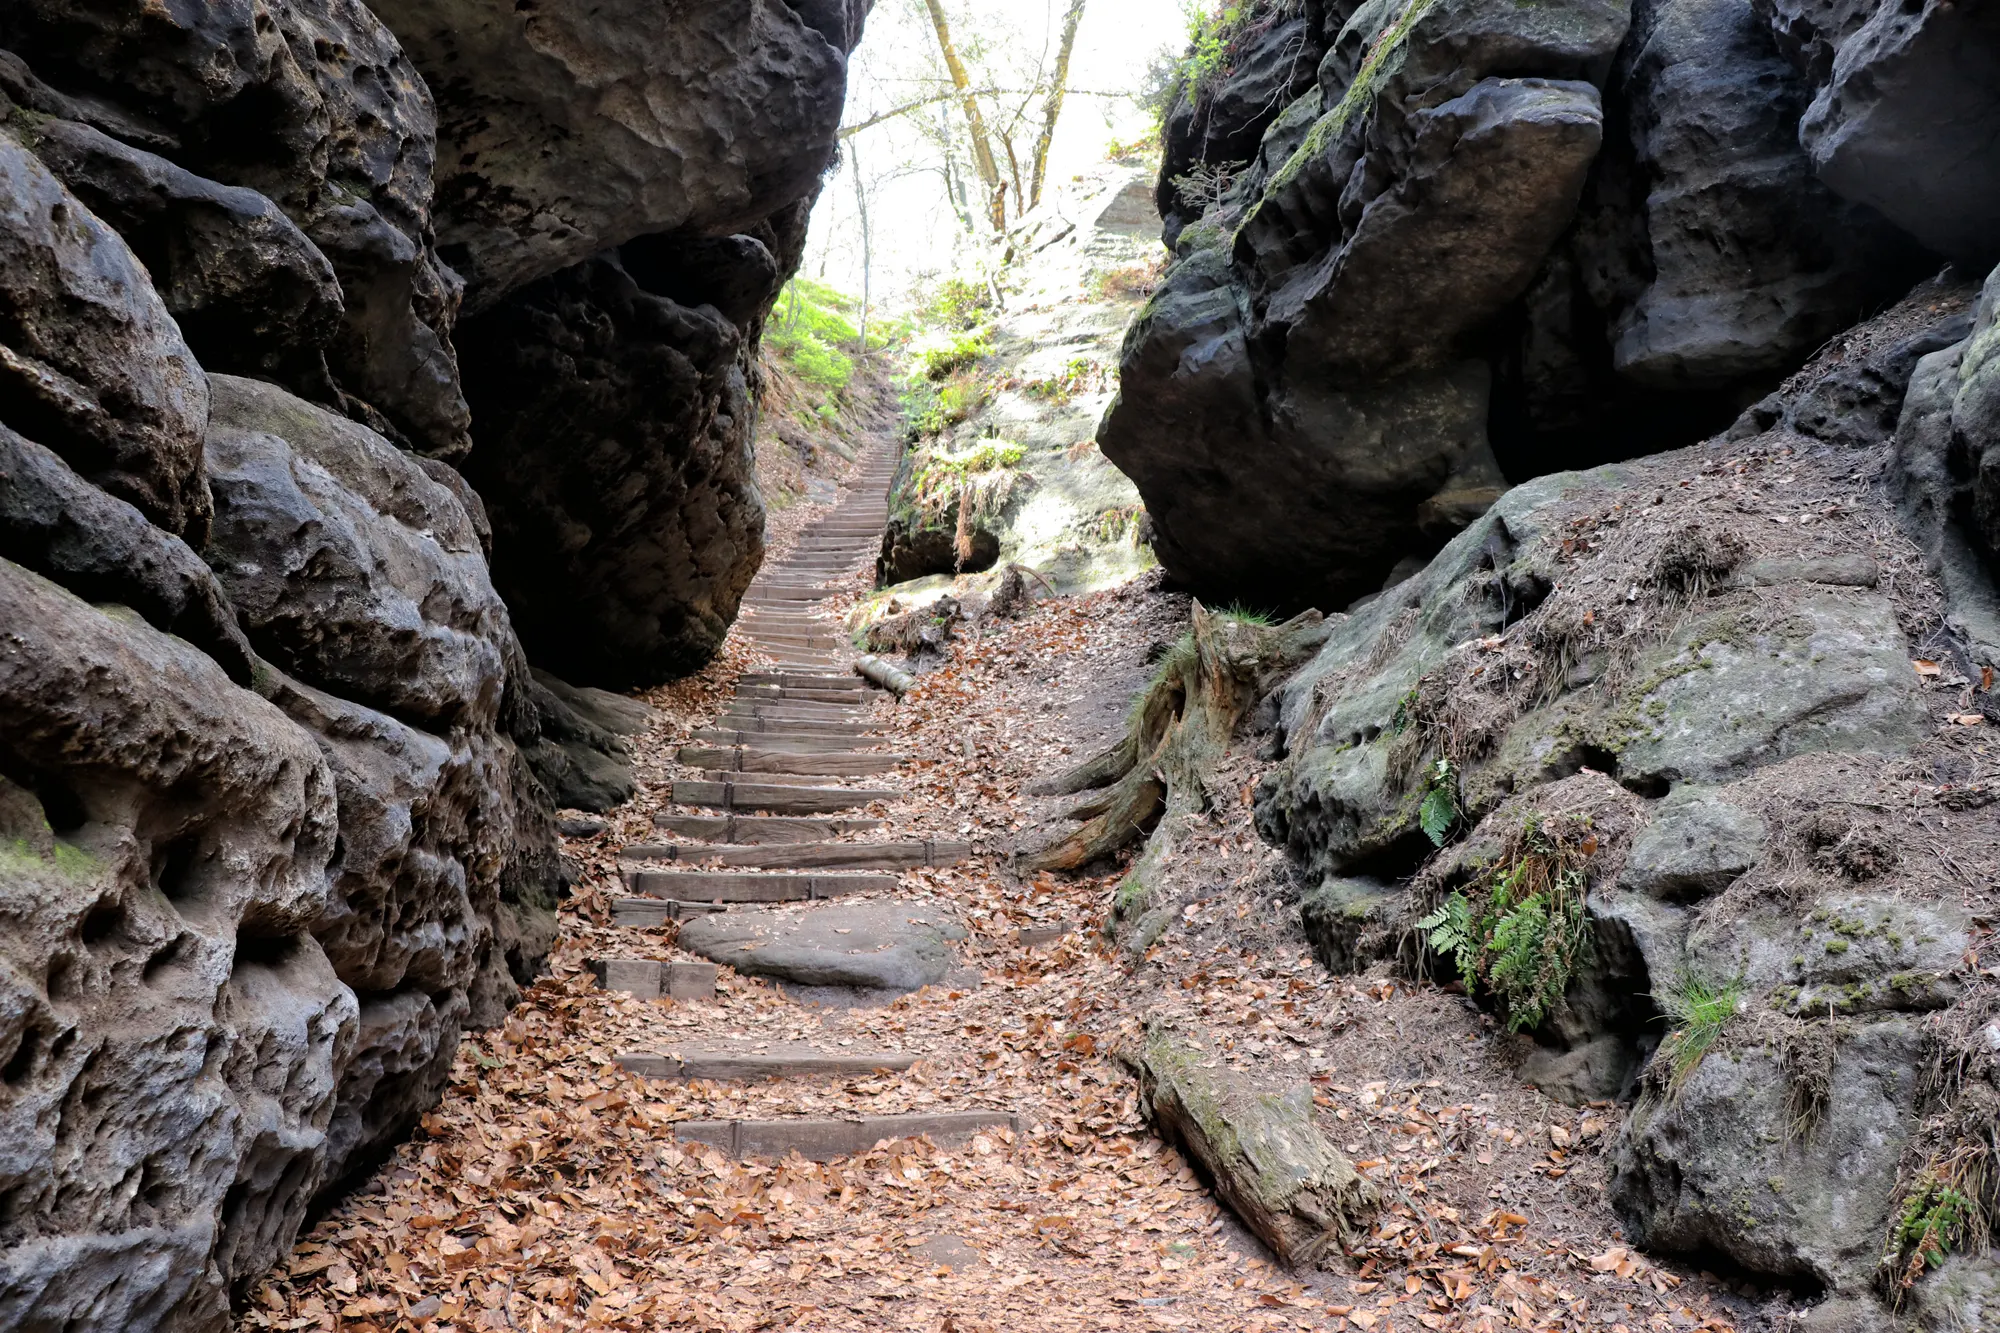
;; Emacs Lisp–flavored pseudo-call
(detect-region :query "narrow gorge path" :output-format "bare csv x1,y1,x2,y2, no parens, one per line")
247,445,1748,1333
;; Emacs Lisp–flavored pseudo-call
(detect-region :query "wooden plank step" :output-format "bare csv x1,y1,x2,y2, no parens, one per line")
679,747,901,775
623,868,897,901
745,587,835,601
689,730,874,751
618,1046,917,1080
652,814,885,843
592,958,718,1000
739,672,864,691
671,1111,1017,1161
610,897,725,927
724,696,872,716
704,714,876,736
670,780,897,813
619,840,970,870
735,685,864,705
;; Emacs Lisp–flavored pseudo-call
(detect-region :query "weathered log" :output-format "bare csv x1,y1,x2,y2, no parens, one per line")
854,653,915,696
1125,1025,1376,1268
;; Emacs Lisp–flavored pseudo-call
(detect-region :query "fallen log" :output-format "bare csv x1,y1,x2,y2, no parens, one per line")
854,654,915,697
1124,1024,1375,1269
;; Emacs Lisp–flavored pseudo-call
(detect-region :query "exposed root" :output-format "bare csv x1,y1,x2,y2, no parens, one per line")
1023,603,1329,937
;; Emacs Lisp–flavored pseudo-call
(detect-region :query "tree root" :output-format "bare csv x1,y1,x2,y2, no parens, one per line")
1023,602,1329,937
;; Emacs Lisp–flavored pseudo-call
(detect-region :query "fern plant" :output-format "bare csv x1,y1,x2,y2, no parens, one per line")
1418,757,1457,846
1415,814,1596,1031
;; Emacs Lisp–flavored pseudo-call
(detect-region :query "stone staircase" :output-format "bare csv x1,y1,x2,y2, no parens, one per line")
595,442,1004,1158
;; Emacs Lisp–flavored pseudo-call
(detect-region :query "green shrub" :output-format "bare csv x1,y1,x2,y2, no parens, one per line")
925,277,991,332
905,369,993,437
1418,814,1596,1031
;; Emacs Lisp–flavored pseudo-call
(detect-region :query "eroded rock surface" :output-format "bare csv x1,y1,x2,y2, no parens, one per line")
0,559,353,1332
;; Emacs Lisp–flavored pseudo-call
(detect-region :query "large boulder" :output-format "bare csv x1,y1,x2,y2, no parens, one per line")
1156,5,1330,247
0,558,354,1332
1101,0,1629,609
370,0,867,303
1599,0,1923,389
198,374,556,1185
0,131,210,540
1893,262,2000,662
455,242,772,688
0,0,474,457
202,375,511,730
1761,0,2000,268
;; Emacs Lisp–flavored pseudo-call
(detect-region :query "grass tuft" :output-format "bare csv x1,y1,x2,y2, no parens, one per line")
1653,968,1742,1096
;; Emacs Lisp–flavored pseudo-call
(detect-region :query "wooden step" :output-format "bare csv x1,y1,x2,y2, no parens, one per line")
704,714,876,736
623,868,897,901
619,1046,918,1080
679,746,901,775
739,672,864,691
619,840,970,870
593,958,718,1000
611,897,724,927
671,1111,1017,1161
670,780,897,813
689,730,874,751
722,701,872,721
745,587,836,601
735,685,865,705
653,814,886,843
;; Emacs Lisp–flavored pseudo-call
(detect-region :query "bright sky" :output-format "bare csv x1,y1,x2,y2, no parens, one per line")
801,0,1188,308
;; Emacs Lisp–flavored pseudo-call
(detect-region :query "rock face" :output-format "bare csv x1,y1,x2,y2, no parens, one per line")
0,558,353,1332
372,0,868,304
876,165,1155,600
0,0,475,460
1105,0,1932,609
1763,0,2000,268
1894,263,2000,662
455,241,773,688
0,0,866,1322
1246,288,1993,1320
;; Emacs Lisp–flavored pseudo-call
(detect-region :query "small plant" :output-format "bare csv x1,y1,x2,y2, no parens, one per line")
1171,158,1247,212
925,277,991,332
1415,814,1596,1031
915,330,992,382
1418,758,1458,847
1886,1145,1990,1295
1653,968,1742,1096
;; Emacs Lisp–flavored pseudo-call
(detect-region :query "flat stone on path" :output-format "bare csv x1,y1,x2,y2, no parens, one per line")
911,1235,986,1271
676,901,967,992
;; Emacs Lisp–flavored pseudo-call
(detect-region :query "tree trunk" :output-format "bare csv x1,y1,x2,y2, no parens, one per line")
1031,0,1089,210
1125,1024,1376,1268
921,0,1008,231
850,140,872,351
1024,604,1329,946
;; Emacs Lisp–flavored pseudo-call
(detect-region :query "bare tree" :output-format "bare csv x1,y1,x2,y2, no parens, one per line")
921,0,1008,231
1031,0,1089,211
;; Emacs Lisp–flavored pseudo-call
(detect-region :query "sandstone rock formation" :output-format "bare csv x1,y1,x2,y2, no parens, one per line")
0,0,866,1322
1104,0,1937,610
875,166,1156,601
389,2,868,687
1246,283,1997,1324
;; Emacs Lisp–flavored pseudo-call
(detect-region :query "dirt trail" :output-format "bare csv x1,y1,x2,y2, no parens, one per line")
242,442,1760,1333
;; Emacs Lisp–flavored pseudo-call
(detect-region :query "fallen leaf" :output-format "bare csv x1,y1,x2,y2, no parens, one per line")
1914,659,1943,677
